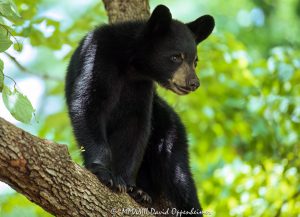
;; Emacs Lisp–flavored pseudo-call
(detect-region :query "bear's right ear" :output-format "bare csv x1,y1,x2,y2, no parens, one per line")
186,15,215,44
144,5,172,36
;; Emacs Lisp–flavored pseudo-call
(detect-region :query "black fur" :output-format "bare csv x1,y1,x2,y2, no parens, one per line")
65,5,214,216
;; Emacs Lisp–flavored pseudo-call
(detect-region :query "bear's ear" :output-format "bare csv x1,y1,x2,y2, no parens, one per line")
186,15,215,44
144,5,172,36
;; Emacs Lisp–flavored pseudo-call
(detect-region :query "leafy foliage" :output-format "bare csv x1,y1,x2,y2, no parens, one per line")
0,0,34,122
0,0,20,21
0,31,12,52
0,0,300,217
2,85,35,123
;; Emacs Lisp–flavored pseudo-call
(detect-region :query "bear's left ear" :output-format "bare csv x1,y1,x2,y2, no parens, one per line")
186,15,215,44
144,5,172,36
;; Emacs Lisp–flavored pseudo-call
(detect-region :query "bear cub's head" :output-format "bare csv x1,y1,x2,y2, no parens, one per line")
134,5,215,95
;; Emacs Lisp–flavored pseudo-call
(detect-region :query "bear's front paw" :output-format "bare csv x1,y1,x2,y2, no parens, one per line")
112,175,127,193
88,164,114,187
88,164,128,193
128,186,152,204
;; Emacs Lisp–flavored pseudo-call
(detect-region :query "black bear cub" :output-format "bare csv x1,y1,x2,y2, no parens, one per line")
65,4,214,216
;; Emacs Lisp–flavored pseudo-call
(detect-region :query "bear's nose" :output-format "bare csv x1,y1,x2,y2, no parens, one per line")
188,78,200,91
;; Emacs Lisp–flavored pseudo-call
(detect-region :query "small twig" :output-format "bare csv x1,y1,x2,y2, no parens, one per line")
274,189,300,217
4,52,63,82
4,75,17,89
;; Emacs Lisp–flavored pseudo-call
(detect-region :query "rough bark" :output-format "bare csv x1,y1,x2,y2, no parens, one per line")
0,117,153,217
103,0,150,23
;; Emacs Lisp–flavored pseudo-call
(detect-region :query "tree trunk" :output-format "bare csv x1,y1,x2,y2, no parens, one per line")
0,0,159,216
103,0,150,23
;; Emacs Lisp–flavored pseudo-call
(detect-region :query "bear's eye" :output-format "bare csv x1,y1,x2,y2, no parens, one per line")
170,54,183,63
194,57,198,67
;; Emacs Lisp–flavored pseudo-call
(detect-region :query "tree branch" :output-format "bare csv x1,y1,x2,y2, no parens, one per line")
0,117,153,216
4,52,63,82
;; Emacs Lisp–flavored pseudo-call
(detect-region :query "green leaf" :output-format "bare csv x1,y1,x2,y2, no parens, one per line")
2,85,35,123
0,58,3,92
0,0,21,22
0,29,12,52
13,41,22,51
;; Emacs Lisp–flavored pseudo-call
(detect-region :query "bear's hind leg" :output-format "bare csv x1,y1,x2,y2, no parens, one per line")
145,95,203,216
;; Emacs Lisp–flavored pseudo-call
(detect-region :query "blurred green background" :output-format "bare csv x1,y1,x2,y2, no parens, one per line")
0,0,299,216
